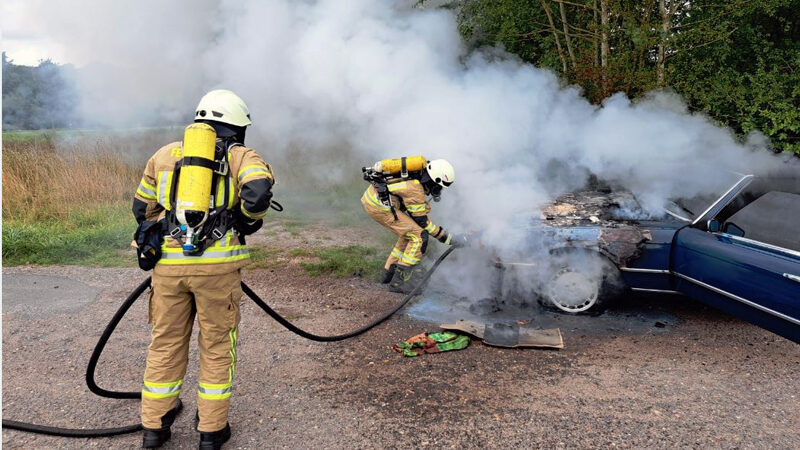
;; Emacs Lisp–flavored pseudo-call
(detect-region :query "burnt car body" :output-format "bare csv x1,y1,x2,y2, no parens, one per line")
504,174,800,344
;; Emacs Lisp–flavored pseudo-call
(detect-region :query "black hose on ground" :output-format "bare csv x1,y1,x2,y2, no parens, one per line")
2,278,153,437
243,246,455,341
1,247,455,437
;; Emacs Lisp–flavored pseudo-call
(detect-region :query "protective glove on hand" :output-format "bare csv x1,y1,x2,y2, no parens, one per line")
232,208,264,236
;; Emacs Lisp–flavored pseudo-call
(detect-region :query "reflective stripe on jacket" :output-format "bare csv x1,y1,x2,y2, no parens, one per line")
134,141,275,276
360,178,444,235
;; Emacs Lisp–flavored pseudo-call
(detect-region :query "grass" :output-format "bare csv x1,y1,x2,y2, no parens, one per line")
2,130,59,143
2,205,136,266
2,135,143,266
281,220,308,236
2,127,182,144
246,247,285,269
247,244,384,280
299,245,384,279
1,130,389,272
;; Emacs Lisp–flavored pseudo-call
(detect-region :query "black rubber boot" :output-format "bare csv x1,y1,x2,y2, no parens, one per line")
142,399,182,448
199,423,231,450
389,265,415,294
380,264,398,284
142,428,171,449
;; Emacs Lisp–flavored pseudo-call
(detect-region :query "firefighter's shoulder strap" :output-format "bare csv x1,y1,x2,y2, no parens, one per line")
166,142,234,245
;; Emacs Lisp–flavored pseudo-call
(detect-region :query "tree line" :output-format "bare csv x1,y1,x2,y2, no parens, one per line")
2,52,79,130
4,2,799,153
454,0,800,154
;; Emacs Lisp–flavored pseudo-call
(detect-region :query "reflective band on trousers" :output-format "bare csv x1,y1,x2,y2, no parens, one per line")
142,380,183,399
198,327,237,401
363,188,389,210
402,232,421,265
228,327,238,382
406,203,426,213
197,382,232,400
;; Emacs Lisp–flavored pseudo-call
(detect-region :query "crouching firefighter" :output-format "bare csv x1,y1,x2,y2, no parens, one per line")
132,90,274,449
361,156,468,294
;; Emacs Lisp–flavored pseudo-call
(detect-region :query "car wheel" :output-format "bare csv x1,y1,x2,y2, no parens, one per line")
540,251,624,315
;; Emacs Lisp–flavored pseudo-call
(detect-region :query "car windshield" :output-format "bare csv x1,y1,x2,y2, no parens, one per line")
725,191,800,251
668,172,749,222
715,176,800,252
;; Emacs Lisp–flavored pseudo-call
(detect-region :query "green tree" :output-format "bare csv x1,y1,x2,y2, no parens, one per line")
2,53,79,130
451,0,800,154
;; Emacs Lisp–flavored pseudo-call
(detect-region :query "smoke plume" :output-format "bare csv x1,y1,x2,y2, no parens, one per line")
8,0,795,302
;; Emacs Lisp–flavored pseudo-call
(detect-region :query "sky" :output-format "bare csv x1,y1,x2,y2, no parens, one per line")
2,0,70,65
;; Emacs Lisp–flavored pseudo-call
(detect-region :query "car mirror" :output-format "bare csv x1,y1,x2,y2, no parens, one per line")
723,222,745,237
707,219,721,232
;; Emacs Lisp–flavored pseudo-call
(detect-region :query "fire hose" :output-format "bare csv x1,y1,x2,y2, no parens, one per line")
1,246,455,438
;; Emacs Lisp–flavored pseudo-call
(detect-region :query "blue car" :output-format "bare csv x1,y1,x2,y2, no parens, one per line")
501,173,800,344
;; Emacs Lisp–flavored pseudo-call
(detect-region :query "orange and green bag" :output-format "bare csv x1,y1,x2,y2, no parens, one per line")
392,331,470,357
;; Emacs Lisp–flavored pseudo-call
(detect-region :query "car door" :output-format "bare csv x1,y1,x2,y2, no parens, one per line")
670,181,800,344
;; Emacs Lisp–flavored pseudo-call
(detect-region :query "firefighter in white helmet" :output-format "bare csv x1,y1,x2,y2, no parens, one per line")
361,157,468,294
132,89,274,449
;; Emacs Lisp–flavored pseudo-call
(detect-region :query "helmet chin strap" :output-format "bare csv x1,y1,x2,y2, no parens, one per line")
420,171,443,201
196,120,247,145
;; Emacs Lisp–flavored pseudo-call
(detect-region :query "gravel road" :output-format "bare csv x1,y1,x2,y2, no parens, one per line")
3,264,798,449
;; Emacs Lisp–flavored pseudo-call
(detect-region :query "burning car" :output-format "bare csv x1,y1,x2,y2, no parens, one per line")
496,173,800,344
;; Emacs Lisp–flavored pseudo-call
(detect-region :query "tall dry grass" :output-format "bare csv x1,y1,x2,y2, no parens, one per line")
2,133,166,222
2,131,178,265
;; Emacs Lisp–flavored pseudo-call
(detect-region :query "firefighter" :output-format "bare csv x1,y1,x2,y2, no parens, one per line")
361,158,468,294
132,90,274,449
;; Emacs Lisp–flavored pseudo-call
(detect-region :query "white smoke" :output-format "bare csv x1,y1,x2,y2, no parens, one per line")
7,0,793,255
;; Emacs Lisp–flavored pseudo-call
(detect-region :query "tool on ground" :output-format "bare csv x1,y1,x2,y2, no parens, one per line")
1,247,456,437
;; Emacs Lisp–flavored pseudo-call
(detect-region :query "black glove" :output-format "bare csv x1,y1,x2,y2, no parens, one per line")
232,208,264,236
134,219,166,271
449,233,470,248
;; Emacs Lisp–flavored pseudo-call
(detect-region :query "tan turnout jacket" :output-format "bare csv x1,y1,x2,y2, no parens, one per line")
134,141,274,276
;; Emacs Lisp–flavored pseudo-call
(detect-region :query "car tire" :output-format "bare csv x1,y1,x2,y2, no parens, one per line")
538,249,625,315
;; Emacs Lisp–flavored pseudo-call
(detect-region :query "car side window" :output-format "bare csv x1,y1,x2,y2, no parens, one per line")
723,191,800,252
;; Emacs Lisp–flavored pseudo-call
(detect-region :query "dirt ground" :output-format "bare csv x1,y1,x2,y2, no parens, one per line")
2,261,799,449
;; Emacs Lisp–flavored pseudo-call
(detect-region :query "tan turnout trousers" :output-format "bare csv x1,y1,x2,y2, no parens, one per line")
142,271,242,432
365,203,425,268
361,180,437,268
135,140,275,433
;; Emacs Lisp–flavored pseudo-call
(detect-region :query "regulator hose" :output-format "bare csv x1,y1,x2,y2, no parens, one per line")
1,247,455,437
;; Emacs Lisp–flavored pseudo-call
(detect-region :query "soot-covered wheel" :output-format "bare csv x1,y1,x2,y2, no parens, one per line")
540,250,624,315
544,267,601,313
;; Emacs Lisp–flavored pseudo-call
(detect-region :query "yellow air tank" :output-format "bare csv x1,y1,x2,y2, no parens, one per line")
175,123,217,229
373,155,427,177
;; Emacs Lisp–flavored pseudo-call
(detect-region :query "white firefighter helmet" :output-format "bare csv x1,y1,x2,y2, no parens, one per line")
194,89,251,127
426,159,455,188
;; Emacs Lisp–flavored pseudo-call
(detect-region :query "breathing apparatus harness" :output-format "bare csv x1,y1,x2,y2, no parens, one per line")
362,156,441,221
166,138,235,255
